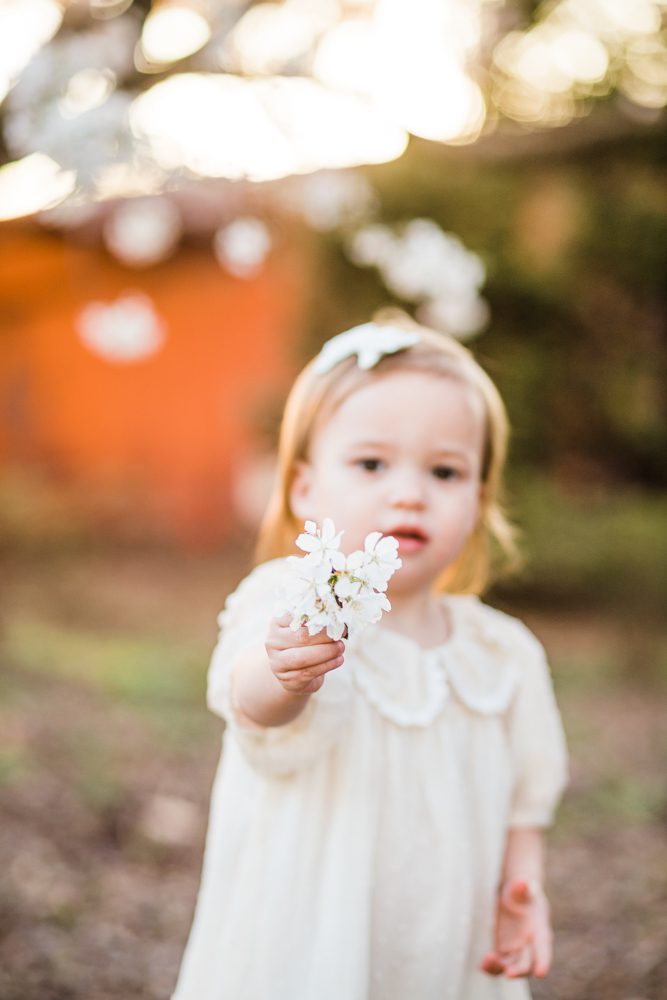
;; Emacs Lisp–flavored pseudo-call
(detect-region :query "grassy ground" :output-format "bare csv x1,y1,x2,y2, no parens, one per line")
1,543,666,1000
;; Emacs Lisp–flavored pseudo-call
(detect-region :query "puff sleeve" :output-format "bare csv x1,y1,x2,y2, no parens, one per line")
504,624,569,828
206,559,352,777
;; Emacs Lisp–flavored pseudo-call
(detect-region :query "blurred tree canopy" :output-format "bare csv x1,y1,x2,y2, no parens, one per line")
301,128,667,493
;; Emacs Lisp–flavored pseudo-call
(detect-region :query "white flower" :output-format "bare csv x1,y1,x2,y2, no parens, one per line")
345,531,402,592
296,518,345,570
340,589,391,633
275,519,401,640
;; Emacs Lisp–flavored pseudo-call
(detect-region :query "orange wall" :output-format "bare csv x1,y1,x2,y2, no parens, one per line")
0,224,306,543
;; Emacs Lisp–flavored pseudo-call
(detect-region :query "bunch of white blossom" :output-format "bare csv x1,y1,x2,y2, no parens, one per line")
275,519,402,641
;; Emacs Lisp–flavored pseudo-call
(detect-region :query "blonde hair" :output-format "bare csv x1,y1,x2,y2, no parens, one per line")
256,314,524,596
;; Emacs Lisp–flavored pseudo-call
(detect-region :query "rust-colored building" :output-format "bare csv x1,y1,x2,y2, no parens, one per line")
0,224,305,544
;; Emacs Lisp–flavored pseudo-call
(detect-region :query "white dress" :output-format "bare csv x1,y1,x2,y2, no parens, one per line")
172,559,569,1000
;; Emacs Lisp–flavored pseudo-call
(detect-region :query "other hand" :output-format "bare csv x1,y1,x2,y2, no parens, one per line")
480,879,552,980
265,614,346,695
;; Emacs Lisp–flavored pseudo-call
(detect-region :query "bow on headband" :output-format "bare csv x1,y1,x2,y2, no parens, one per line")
313,323,420,375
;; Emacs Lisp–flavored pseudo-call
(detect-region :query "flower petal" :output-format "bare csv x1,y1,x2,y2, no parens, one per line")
296,533,319,553
321,517,336,541
364,531,383,552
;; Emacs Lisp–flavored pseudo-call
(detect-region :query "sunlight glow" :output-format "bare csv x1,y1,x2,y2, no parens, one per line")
4,0,665,185
625,35,667,89
130,74,408,181
230,2,323,74
592,0,661,37
59,68,117,119
551,29,609,84
620,33,667,110
93,161,168,201
0,0,62,104
89,0,136,17
313,19,376,94
141,6,211,65
391,59,486,143
492,0,667,122
313,0,487,144
0,153,76,221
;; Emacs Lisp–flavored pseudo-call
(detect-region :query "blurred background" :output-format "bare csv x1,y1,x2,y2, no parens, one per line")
1,1,666,997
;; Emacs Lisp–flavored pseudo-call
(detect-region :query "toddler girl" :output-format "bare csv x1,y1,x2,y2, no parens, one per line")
172,318,569,1000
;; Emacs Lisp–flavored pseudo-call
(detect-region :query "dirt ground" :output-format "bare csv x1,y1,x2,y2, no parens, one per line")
1,547,666,1000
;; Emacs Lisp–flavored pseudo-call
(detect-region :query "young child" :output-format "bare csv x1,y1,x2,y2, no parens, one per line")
172,318,569,1000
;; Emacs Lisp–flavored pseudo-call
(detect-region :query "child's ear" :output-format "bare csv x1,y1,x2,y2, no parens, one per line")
289,461,314,521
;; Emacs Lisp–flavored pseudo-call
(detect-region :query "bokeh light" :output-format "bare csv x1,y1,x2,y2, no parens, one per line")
213,217,272,278
492,0,667,125
130,73,408,181
75,292,166,363
59,68,117,119
0,152,75,220
0,0,62,103
229,2,327,75
313,0,488,144
103,197,182,267
140,5,212,65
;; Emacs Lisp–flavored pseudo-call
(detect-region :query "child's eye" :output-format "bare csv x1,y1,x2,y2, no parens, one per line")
432,466,460,480
356,458,384,472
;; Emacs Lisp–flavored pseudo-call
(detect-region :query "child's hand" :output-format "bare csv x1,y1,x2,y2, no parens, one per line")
265,614,346,695
480,879,552,980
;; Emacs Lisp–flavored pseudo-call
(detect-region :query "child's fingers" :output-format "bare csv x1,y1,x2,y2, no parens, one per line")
299,674,325,693
269,617,342,649
279,641,345,673
532,921,553,978
479,952,506,976
272,649,345,692
503,945,533,978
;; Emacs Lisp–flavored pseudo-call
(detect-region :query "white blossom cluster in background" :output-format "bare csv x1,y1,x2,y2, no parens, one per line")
347,218,490,341
4,18,146,189
279,170,378,232
275,519,402,640
103,197,183,268
75,291,166,363
213,217,273,278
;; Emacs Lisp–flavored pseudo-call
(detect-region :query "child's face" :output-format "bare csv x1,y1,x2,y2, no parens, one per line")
290,369,486,596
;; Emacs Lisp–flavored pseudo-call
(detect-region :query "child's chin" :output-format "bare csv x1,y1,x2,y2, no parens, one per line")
387,567,432,595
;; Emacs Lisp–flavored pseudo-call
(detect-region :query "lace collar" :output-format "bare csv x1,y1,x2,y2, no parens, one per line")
346,595,520,728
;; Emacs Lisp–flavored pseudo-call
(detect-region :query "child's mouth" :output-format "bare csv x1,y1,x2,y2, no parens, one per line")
389,526,429,554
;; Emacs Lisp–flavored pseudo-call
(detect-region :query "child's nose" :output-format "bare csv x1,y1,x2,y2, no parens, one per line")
388,469,427,509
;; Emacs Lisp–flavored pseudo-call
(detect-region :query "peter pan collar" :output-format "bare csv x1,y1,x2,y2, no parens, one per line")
347,595,520,727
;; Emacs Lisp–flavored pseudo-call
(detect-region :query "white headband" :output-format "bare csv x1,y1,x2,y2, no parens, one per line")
313,322,420,375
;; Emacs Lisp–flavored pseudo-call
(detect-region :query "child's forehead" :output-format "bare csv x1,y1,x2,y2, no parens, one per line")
314,368,486,442
335,368,482,416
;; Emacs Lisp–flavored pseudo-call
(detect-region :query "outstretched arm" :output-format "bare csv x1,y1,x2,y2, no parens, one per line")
480,827,553,980
233,614,346,728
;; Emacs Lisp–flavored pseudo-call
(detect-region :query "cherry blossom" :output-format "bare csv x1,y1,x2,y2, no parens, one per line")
295,518,346,570
275,519,401,640
345,531,402,592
